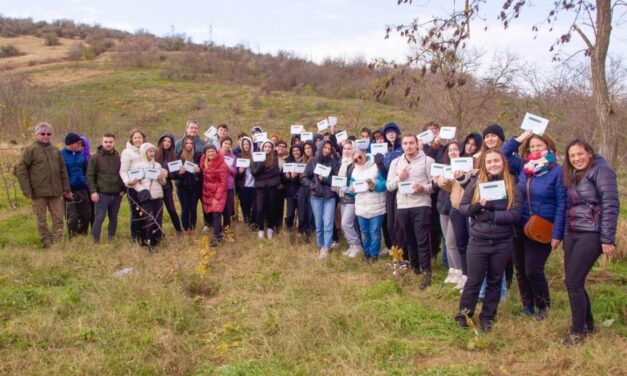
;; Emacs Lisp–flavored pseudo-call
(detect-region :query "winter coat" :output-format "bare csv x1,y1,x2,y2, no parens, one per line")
119,141,143,187
383,122,403,173
134,144,166,199
251,151,281,188
565,155,619,245
499,138,524,180
223,150,237,190
155,133,178,188
386,151,434,209
337,156,356,205
459,176,523,241
350,157,387,219
302,141,339,199
200,152,229,213
61,148,88,190
235,137,255,190
172,151,202,189
283,145,304,199
15,141,70,198
87,147,123,194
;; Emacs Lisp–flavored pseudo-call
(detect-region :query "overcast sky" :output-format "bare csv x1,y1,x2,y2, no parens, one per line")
3,0,626,72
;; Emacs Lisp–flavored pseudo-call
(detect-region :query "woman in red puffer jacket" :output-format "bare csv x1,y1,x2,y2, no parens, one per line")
200,144,229,246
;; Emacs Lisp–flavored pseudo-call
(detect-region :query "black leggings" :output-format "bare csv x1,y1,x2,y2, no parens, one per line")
239,187,256,224
163,184,182,232
564,231,602,335
203,212,223,238
176,185,200,231
449,208,468,274
513,226,552,310
256,186,277,231
223,189,235,229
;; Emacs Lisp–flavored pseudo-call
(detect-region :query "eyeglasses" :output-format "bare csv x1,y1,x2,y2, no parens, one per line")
353,155,364,162
39,133,51,136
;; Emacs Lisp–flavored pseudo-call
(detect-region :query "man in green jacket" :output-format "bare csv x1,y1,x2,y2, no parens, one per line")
15,123,71,248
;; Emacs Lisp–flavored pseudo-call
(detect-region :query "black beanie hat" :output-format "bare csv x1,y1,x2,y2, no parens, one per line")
482,124,505,142
64,132,82,146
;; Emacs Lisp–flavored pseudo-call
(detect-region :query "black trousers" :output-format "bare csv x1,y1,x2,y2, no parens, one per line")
128,189,141,241
223,188,235,229
256,186,277,231
65,188,91,237
396,206,432,272
430,193,442,257
274,188,286,230
564,231,602,335
239,187,256,224
513,226,552,310
176,185,200,231
139,198,163,248
385,190,398,248
449,208,468,274
203,211,223,238
163,184,182,232
285,194,298,229
459,236,513,322
297,186,315,235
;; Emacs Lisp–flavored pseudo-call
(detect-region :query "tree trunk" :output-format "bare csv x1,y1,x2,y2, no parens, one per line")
591,0,616,167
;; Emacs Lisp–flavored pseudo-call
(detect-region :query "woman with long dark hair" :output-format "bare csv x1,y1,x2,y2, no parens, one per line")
221,136,237,237
175,135,202,235
155,133,183,235
297,140,317,239
251,140,281,239
236,136,256,226
283,144,304,230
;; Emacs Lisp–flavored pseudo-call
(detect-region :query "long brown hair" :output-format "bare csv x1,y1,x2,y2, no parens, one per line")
472,149,516,209
180,136,196,162
563,138,595,188
262,141,276,168
519,133,557,159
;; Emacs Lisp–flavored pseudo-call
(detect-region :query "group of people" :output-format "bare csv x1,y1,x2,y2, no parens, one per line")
14,118,619,346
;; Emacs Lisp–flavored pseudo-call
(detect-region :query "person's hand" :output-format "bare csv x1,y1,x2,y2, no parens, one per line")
318,175,324,182
239,167,245,174
160,170,168,179
128,178,138,186
349,186,356,193
516,130,534,143
551,239,561,250
479,199,488,207
193,167,200,173
602,244,615,257
179,166,186,174
437,178,451,189
433,136,441,146
399,167,410,181
453,171,464,179
470,168,479,177
64,191,74,200
91,192,99,203
412,182,424,193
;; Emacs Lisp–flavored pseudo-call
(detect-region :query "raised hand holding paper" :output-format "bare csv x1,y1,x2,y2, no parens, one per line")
417,130,435,144
184,161,198,173
355,139,370,150
294,163,306,173
371,143,388,155
479,180,507,201
335,130,348,143
224,156,234,166
204,126,217,138
314,163,331,177
236,158,250,168
301,132,313,142
256,132,268,142
331,176,347,188
252,152,266,162
328,116,338,127
128,168,144,180
520,112,549,136
352,181,369,193
439,127,457,140
429,163,447,177
398,180,415,194
283,163,295,173
450,157,474,172
317,119,330,132
167,160,182,173
291,125,304,135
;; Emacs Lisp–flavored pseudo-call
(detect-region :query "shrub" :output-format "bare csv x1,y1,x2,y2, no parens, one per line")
0,45,24,58
42,33,60,46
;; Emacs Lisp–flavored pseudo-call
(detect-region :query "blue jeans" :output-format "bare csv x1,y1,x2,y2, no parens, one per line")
92,193,122,242
357,214,385,258
310,196,336,249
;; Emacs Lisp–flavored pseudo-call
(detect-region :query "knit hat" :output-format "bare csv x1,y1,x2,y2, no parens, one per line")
202,143,218,154
35,122,52,135
482,124,505,142
64,132,82,146
139,143,156,159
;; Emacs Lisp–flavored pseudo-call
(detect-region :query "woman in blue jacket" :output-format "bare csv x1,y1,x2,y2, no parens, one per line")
502,130,566,320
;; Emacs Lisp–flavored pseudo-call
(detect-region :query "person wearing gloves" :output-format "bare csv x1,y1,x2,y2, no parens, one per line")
348,150,387,262
386,134,434,289
302,140,339,258
560,139,619,346
456,149,522,332
502,130,566,320
235,136,256,226
155,133,183,235
251,140,281,239
134,143,168,250
200,144,229,247
336,140,362,257
119,128,146,242
221,136,238,237
61,132,91,237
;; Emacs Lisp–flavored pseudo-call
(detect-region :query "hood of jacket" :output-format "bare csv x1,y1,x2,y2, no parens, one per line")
139,143,156,161
383,122,402,149
463,132,483,156
287,144,304,163
302,140,317,160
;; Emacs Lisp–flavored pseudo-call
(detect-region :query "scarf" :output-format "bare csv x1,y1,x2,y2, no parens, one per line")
523,150,557,177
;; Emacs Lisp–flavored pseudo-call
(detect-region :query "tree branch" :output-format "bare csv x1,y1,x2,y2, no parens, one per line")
572,24,594,51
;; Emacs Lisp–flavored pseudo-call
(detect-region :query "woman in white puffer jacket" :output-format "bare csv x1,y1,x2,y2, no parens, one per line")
119,128,146,241
134,142,167,250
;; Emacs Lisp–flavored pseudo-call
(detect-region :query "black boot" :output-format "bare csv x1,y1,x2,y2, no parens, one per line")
420,271,432,290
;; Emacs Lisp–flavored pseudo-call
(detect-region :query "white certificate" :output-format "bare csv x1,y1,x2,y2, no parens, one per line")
479,180,507,201
252,152,266,162
184,161,198,173
521,112,549,136
301,132,313,142
450,157,474,173
283,162,295,173
352,180,369,193
256,132,268,143
398,180,415,194
167,160,182,173
429,163,447,177
371,143,388,155
328,116,338,126
144,167,161,180
224,156,234,166
291,125,304,135
204,126,217,139
317,119,330,132
417,130,435,144
331,176,347,188
294,163,307,173
335,130,348,143
355,139,370,150
314,163,331,177
439,126,457,140
236,158,250,168
128,168,144,180
443,166,454,180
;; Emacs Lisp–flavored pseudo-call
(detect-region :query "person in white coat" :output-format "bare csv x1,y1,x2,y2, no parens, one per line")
134,143,167,249
119,128,146,241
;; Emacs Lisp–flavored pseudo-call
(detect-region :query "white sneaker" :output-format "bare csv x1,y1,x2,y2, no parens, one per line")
380,247,390,256
444,268,456,284
319,247,329,259
258,230,265,239
347,245,360,258
203,226,210,233
267,228,273,239
454,275,467,290
330,241,338,249
451,269,463,284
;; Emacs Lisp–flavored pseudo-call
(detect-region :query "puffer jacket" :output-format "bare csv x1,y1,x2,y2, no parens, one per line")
172,151,202,189
15,141,70,198
61,148,88,190
200,151,229,213
134,143,166,199
350,156,387,219
459,176,523,240
119,141,143,187
302,141,339,199
87,146,123,194
283,145,304,199
383,124,403,173
251,151,281,188
386,151,434,209
566,155,619,245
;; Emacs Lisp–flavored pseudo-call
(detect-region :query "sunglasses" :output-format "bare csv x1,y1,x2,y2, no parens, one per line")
39,133,52,136
353,155,364,162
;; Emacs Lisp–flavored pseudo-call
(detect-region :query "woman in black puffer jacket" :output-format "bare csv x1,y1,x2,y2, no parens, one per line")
561,139,619,346
251,140,281,239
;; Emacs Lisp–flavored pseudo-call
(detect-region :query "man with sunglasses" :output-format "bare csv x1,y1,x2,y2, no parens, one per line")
15,122,71,248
